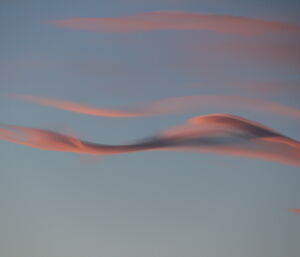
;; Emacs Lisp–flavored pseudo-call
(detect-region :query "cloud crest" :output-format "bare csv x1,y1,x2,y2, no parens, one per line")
1,113,299,166
48,11,300,36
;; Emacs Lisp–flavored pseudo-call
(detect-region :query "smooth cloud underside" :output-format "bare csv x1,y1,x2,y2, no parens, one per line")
0,113,300,166
48,11,300,36
12,94,300,120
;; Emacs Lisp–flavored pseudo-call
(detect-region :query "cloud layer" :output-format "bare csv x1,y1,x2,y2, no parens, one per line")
1,113,300,166
12,94,300,120
48,11,300,36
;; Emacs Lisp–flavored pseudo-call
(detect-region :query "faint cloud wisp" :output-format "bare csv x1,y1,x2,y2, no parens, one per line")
289,209,300,214
12,94,300,120
48,11,300,36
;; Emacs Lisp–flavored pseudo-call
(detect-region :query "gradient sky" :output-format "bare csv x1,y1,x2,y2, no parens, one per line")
1,1,300,257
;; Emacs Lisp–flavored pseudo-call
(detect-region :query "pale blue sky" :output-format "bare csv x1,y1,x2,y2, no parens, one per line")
1,1,300,257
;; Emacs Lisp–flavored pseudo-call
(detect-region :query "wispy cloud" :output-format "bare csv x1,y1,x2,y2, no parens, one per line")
12,94,300,120
12,94,141,117
197,38,300,66
289,208,300,214
226,81,300,96
48,11,300,36
1,114,299,166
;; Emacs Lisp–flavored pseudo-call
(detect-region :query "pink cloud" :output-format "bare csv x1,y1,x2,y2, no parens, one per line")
48,11,300,36
12,94,300,120
0,113,300,166
12,94,141,117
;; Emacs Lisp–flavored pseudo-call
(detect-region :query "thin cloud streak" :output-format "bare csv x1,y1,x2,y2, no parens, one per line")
12,94,300,120
1,114,300,166
48,11,300,36
12,94,141,117
197,38,300,66
289,209,300,214
227,81,300,96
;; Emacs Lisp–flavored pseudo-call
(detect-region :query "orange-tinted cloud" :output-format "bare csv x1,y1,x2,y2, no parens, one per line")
161,114,300,166
12,94,300,120
1,114,300,166
48,11,300,36
0,124,134,155
12,94,142,117
289,208,300,214
145,95,300,119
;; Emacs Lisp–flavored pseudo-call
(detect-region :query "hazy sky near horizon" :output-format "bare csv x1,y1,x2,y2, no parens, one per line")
1,1,300,257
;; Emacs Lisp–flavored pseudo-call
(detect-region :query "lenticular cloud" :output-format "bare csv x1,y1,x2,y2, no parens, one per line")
0,113,299,166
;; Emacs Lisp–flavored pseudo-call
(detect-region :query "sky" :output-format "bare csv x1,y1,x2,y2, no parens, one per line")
0,1,300,257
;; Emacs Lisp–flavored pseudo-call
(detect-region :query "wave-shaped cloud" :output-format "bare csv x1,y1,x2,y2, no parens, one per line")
1,114,299,166
48,11,300,36
12,94,300,120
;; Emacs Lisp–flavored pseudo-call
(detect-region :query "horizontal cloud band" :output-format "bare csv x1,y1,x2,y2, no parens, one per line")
48,11,300,36
1,113,299,166
12,94,300,120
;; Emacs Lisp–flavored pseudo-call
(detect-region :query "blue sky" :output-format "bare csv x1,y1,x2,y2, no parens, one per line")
1,1,300,257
